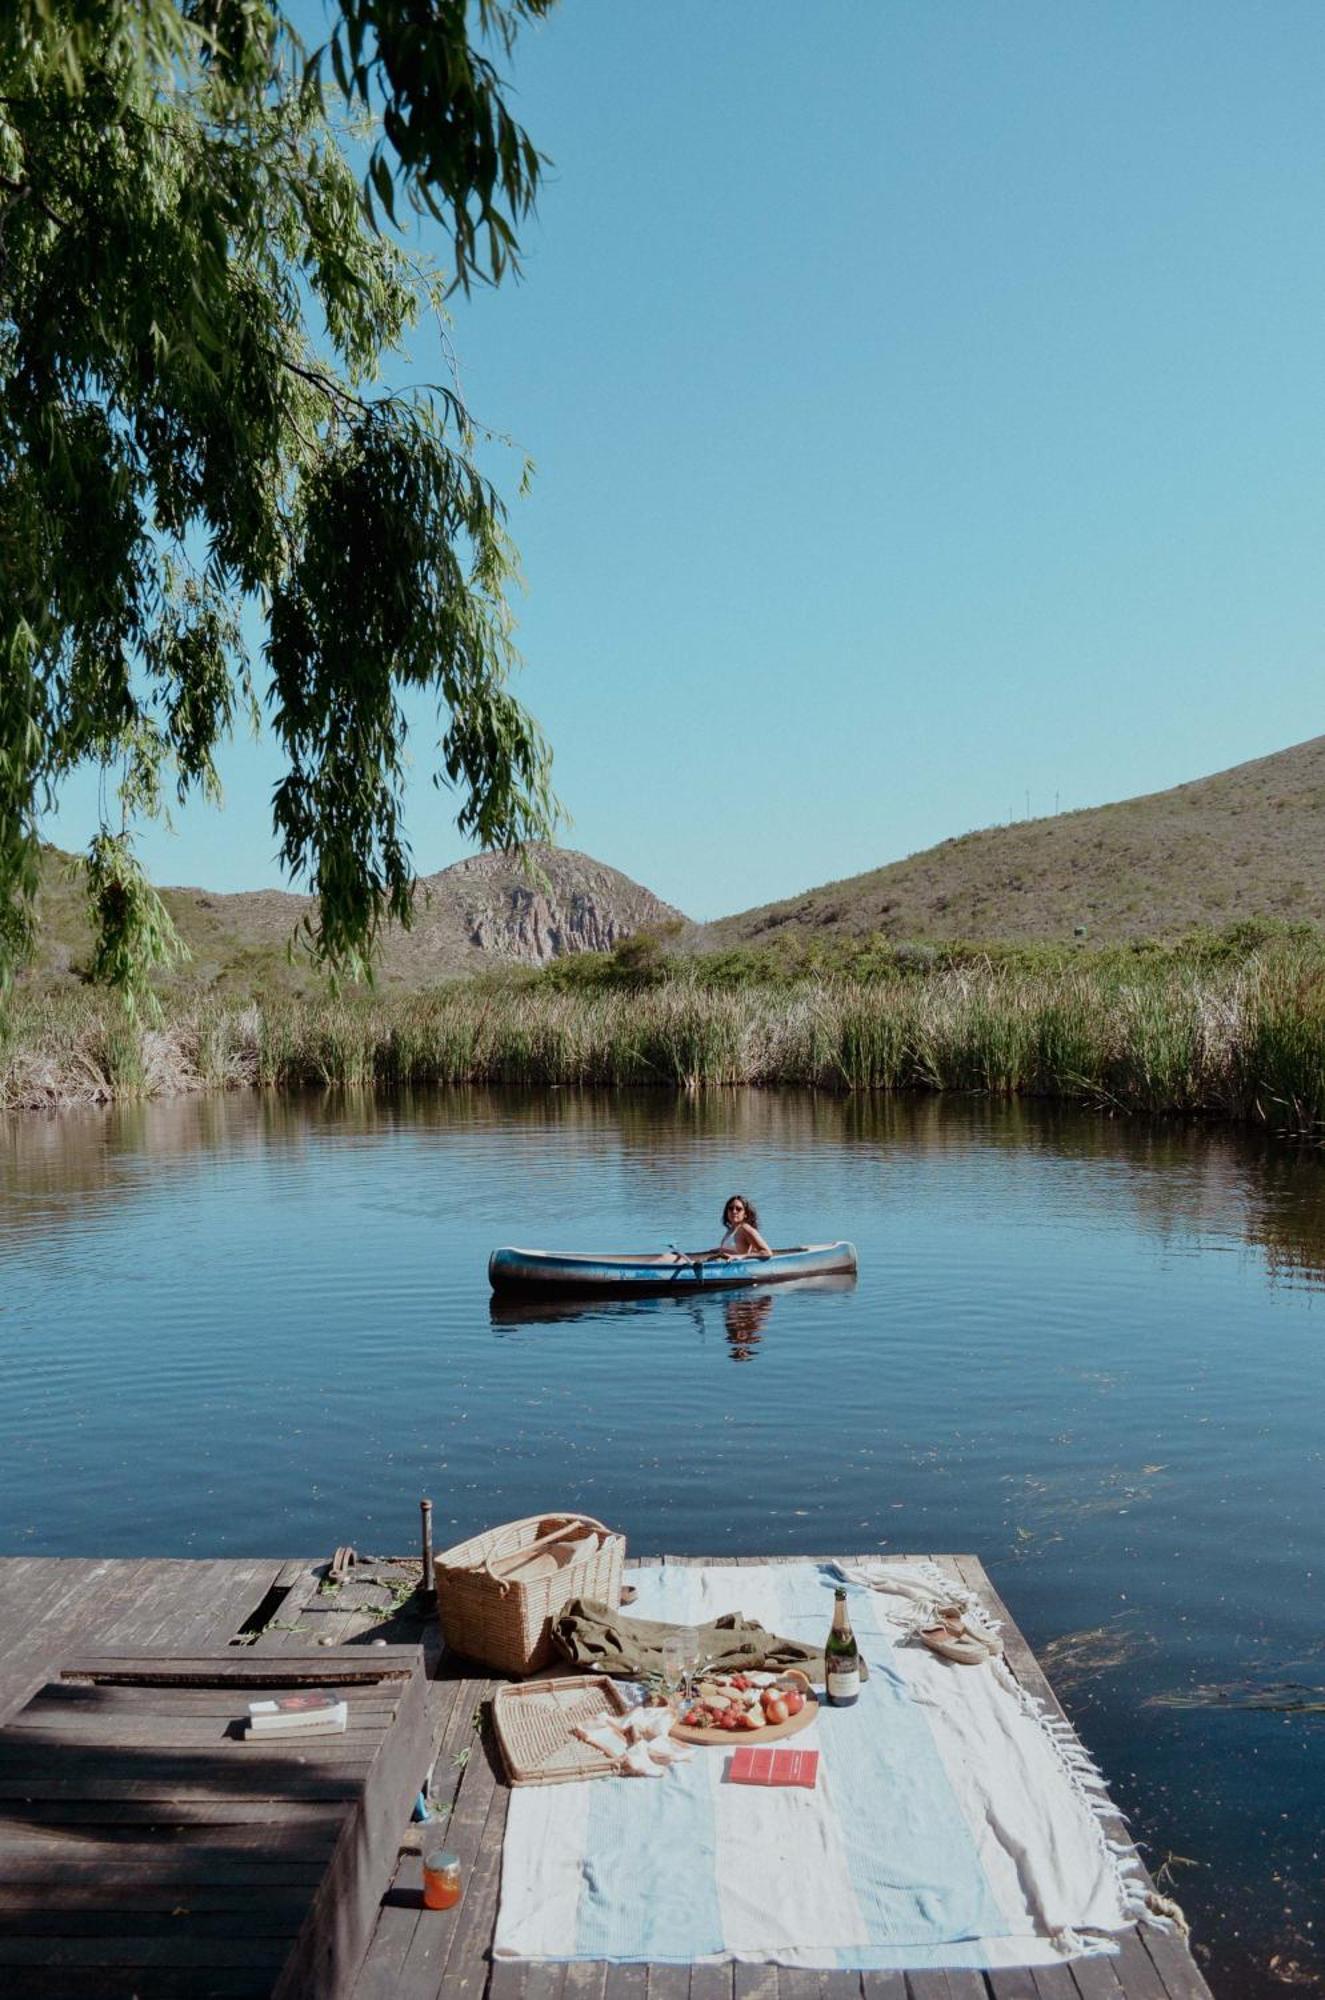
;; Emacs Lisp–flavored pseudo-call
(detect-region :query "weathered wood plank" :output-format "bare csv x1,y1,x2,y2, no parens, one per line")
988,1969,1041,1998
1102,1934,1167,2000
348,1675,487,2000
903,1974,960,2000
1134,1927,1212,2000
0,1796,345,1828
427,1703,508,2000
352,1846,427,2000
0,1905,312,1938
687,1966,734,2000
277,1645,432,2000
860,1974,908,2000
0,1934,291,1967
652,1965,695,2000
0,1712,396,1746
17,1681,400,1717
0,1636,430,2000
0,1832,338,1880
1028,1965,1081,1999
562,1963,609,2000
0,1558,148,1724
0,1863,331,1897
65,1649,420,1685
605,1966,651,2000
818,1973,865,2000
0,1969,274,1999
390,1684,499,1999
939,1975,994,2000
1065,1954,1126,1999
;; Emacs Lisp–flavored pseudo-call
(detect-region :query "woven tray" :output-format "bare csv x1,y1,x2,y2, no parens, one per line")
492,1675,632,1786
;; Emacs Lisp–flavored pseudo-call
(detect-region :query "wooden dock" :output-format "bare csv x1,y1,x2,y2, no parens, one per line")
0,1554,1214,2000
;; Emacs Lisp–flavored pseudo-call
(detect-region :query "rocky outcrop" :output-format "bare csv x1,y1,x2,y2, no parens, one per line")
26,843,688,993
449,850,682,964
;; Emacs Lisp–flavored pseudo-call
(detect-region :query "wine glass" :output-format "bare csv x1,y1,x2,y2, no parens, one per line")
679,1626,702,1697
661,1633,687,1703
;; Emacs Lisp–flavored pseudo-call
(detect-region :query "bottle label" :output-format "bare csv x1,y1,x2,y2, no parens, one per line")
827,1664,860,1701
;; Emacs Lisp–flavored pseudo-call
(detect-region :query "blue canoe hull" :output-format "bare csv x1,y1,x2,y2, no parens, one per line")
488,1241,858,1296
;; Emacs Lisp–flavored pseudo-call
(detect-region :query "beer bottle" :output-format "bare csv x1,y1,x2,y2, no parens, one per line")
824,1586,860,1707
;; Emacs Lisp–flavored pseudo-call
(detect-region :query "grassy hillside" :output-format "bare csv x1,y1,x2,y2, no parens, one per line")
702,737,1325,951
22,845,685,995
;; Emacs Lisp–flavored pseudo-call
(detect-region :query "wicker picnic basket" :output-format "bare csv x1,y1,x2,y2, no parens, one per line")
433,1512,625,1675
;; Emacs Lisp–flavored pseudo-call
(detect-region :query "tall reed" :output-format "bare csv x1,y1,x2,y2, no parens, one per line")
4,941,1324,1136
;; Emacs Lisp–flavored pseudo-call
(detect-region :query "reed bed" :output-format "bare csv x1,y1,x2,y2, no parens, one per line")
4,947,1325,1134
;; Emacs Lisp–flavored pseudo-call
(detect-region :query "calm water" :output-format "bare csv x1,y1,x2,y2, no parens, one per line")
2,1088,1322,1992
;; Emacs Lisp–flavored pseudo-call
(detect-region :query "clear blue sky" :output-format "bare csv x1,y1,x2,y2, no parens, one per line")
48,0,1325,919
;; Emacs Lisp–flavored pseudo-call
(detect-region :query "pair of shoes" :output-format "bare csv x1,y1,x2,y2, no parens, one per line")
917,1606,1003,1666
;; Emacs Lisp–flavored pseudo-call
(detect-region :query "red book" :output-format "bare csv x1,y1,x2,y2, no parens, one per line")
728,1746,819,1788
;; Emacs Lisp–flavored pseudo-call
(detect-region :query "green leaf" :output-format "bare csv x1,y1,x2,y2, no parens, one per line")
0,0,563,991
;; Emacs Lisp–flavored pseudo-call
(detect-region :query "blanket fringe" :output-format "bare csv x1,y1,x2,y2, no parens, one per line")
989,1653,1152,1935
1051,1926,1120,1959
838,1557,1164,1951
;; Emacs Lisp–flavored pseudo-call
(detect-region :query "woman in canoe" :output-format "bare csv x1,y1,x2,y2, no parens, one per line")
710,1194,772,1261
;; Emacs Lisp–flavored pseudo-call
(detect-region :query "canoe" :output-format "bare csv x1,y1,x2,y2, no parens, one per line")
487,1241,858,1296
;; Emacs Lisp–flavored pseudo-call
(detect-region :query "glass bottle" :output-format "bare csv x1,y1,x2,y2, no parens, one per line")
824,1586,860,1707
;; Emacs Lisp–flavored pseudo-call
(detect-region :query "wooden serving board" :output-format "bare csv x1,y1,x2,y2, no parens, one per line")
672,1691,818,1746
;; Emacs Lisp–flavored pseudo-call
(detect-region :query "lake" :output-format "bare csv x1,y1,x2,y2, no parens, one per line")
2,1087,1322,1994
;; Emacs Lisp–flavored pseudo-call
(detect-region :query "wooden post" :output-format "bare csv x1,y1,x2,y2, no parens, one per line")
419,1495,436,1608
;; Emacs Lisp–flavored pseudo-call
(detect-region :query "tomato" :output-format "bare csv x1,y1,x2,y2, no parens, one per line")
764,1698,789,1726
783,1691,804,1716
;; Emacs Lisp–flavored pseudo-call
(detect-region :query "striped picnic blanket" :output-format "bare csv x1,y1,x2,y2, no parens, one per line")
494,1562,1148,1971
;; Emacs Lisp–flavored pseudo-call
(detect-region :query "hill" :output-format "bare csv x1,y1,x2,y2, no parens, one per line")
25,846,686,994
701,737,1325,950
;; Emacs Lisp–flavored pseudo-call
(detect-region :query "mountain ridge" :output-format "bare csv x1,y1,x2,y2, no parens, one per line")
23,735,1325,990
27,844,686,992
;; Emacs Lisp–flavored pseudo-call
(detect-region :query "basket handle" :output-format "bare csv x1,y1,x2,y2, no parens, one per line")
484,1514,613,1582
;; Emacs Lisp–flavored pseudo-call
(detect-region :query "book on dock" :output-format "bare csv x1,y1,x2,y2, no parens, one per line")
728,1746,819,1788
247,1690,348,1737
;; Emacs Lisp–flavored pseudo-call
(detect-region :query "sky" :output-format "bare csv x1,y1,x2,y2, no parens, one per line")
47,1,1325,920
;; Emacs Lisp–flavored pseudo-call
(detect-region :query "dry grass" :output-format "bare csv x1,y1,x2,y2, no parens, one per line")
5,943,1325,1134
704,734,1325,948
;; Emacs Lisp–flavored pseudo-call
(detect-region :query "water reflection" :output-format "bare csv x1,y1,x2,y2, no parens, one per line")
486,1272,855,1364
487,1292,704,1337
488,1272,860,1368
723,1290,773,1361
6,1087,1325,1289
2,1085,1324,1996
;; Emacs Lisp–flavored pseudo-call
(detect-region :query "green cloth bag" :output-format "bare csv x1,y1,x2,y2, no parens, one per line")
550,1596,829,1681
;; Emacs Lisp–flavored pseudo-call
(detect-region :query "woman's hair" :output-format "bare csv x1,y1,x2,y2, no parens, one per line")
723,1193,758,1227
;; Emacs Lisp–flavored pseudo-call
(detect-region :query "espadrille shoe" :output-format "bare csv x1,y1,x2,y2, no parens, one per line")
918,1622,989,1665
934,1606,1004,1660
